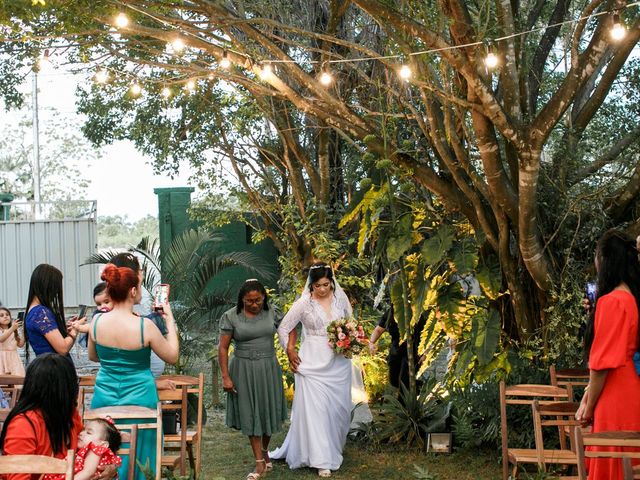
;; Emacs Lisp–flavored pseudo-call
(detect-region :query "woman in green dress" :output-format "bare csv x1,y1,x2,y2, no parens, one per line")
218,279,288,480
88,264,180,480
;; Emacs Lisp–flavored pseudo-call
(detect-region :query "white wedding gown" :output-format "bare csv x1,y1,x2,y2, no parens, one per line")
271,291,368,471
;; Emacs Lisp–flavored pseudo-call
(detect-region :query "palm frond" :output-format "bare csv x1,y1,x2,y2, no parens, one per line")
82,248,125,266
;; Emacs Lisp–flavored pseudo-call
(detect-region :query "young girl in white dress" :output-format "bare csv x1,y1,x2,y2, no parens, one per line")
270,262,369,477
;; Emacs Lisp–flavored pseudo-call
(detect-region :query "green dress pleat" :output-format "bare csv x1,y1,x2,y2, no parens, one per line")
220,308,288,436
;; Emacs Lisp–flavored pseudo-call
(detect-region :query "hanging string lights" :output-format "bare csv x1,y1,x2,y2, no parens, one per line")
483,41,499,69
610,12,627,41
170,37,185,53
219,50,231,69
129,82,142,96
84,3,636,93
319,62,333,85
94,69,109,83
114,12,129,29
259,62,273,80
398,64,412,80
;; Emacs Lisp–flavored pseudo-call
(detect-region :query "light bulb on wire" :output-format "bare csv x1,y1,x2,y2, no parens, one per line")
399,64,412,80
610,13,627,41
95,69,109,84
219,50,231,69
483,42,499,69
130,83,142,96
171,38,185,53
185,79,196,92
319,70,333,85
115,12,129,28
259,63,273,80
37,49,51,70
161,87,172,98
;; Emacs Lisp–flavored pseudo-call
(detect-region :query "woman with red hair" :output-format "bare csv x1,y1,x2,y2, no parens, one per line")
88,264,179,480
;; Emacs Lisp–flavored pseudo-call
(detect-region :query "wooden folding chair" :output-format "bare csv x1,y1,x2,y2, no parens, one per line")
0,374,24,408
549,366,589,401
159,373,205,479
0,449,75,479
76,375,96,417
531,400,581,477
84,404,162,480
574,429,640,480
500,381,569,480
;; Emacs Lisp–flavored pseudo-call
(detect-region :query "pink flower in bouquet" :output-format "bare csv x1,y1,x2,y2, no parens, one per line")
338,332,346,340
336,340,345,348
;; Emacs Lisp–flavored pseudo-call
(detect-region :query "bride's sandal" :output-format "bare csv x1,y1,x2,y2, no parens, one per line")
261,449,273,471
247,459,267,480
318,469,332,477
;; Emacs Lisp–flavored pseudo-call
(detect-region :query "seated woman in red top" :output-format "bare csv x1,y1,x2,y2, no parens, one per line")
0,353,116,480
576,230,640,479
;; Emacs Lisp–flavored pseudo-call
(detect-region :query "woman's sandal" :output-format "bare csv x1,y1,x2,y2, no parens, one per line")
261,449,273,472
246,459,267,480
318,469,332,477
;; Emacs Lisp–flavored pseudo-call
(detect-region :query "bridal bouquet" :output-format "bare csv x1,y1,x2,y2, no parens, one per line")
327,317,368,358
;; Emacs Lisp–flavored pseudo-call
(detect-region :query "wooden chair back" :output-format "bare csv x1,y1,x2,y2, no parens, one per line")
549,366,589,401
500,381,569,480
77,375,96,417
532,401,580,470
158,373,205,478
0,449,75,479
574,429,640,480
84,404,162,480
0,375,24,408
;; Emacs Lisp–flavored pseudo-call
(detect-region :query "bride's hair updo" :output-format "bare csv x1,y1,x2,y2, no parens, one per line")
307,262,336,292
101,264,139,303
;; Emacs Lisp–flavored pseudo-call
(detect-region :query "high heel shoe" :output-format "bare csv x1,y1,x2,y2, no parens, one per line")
318,469,331,477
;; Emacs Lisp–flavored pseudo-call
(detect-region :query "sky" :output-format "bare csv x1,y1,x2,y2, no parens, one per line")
5,62,195,221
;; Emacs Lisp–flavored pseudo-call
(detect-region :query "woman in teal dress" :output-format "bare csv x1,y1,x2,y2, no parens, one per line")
218,279,288,480
88,264,180,480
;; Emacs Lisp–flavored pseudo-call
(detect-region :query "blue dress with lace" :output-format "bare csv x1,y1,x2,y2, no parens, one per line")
25,305,72,360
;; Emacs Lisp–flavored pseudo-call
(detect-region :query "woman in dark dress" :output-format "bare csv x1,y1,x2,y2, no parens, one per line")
218,280,287,480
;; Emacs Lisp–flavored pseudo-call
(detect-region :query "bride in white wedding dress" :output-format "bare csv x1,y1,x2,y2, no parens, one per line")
270,262,366,477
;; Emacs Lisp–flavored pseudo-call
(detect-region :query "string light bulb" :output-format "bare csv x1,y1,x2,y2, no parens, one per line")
37,49,51,69
610,13,627,41
129,83,142,96
114,12,129,28
259,63,273,80
399,64,412,80
161,87,171,98
95,69,109,84
185,79,196,92
484,42,499,69
171,38,185,53
319,71,333,85
219,50,231,69
319,63,333,86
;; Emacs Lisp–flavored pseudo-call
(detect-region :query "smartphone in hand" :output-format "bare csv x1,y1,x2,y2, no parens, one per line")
78,304,88,319
153,284,170,312
585,281,597,308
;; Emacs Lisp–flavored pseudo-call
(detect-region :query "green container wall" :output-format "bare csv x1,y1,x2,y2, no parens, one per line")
154,187,279,294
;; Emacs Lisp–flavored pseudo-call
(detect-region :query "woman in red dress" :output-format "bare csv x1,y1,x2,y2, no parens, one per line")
576,229,640,479
0,353,116,480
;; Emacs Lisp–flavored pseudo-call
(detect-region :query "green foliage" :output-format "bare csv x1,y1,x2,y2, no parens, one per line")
377,379,452,448
0,109,94,201
412,465,440,480
97,215,159,249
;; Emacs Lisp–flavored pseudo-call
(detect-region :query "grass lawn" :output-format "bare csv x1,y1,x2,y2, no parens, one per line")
200,410,501,480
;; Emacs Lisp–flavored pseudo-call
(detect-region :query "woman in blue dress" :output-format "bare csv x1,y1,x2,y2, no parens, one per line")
25,264,78,360
88,263,179,480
